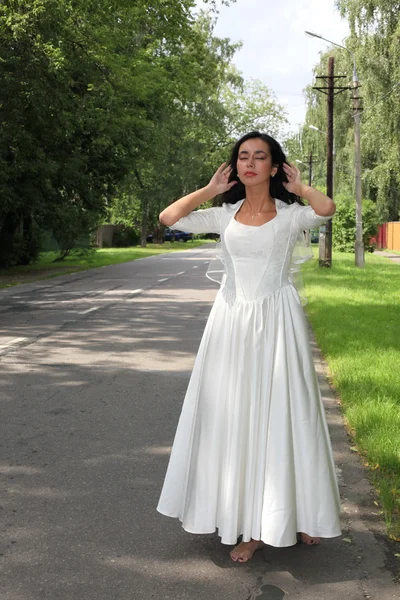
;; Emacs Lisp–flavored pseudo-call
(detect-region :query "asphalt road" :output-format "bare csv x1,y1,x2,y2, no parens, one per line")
0,245,398,600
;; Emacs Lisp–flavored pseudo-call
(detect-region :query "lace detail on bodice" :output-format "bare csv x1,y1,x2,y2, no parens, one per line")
221,201,315,302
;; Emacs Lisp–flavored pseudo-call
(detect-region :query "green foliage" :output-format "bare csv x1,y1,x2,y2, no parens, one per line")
51,202,99,261
0,0,290,263
117,14,287,245
218,77,288,150
0,0,233,263
333,194,379,252
285,1,400,224
112,227,140,248
0,216,42,268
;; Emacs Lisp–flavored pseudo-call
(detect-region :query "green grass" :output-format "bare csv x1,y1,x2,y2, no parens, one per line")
0,240,213,289
303,250,400,539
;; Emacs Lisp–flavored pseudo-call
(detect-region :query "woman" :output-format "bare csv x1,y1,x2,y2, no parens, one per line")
156,131,341,563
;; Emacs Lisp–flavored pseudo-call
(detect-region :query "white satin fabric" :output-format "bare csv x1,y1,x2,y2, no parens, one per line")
157,199,341,547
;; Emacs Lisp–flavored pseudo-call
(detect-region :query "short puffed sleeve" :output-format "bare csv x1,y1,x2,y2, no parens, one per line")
168,207,221,235
292,203,333,231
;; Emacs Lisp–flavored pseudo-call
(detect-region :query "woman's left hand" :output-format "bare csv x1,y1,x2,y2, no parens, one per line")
282,162,305,196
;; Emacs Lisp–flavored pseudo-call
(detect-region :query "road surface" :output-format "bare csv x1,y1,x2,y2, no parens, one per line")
0,246,398,599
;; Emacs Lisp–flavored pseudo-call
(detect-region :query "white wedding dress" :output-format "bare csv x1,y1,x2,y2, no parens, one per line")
156,199,341,547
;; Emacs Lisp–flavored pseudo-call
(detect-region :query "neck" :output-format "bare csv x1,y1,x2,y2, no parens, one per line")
243,182,275,212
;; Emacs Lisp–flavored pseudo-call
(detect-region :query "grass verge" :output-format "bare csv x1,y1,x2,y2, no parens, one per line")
380,248,400,255
303,250,400,540
0,240,213,289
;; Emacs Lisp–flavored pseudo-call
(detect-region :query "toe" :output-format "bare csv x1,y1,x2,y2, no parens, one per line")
300,533,321,545
310,537,320,545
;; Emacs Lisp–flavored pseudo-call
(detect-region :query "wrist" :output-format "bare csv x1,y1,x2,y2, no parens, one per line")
297,184,312,199
204,183,218,199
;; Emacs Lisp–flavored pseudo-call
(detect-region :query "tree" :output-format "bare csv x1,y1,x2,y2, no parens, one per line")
332,194,379,252
334,1,400,221
128,74,289,246
285,16,400,230
115,11,243,247
1,0,239,263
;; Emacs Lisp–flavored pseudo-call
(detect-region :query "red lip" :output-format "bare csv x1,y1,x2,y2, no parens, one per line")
245,171,257,176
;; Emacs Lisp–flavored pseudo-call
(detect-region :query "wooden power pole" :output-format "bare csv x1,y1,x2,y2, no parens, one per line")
353,78,364,267
313,57,350,267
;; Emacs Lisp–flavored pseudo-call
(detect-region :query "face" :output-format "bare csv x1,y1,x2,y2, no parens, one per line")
236,138,278,186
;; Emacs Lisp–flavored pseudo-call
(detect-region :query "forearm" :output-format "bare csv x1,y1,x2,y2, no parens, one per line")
298,185,336,217
159,184,216,226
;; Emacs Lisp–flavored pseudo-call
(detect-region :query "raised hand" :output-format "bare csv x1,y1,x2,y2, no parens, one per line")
282,162,305,196
208,163,238,196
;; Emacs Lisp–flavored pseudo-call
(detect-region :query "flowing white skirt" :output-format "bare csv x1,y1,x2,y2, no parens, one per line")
157,283,341,547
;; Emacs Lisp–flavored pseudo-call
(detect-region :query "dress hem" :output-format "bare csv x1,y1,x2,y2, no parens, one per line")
156,507,342,548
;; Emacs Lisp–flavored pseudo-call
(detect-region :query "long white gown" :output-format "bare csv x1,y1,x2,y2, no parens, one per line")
156,198,342,547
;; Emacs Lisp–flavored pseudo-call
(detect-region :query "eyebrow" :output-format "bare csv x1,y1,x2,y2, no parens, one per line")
238,150,268,156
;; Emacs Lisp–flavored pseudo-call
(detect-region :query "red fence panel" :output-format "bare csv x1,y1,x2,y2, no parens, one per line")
377,223,388,249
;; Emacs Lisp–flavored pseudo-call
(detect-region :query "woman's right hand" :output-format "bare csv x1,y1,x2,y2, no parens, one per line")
160,162,238,226
207,163,238,196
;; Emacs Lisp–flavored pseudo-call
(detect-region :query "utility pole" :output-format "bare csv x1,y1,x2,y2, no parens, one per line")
353,79,364,267
306,31,364,268
307,151,313,246
313,56,350,267
325,57,334,268
296,152,316,186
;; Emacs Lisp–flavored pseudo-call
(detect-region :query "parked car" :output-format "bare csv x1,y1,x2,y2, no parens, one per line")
164,228,193,242
146,228,193,243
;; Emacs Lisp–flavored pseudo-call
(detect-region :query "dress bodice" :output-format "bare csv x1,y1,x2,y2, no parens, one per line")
169,198,331,303
223,210,296,301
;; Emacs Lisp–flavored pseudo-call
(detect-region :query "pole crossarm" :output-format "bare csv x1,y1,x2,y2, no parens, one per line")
315,75,347,79
313,85,352,96
313,76,352,96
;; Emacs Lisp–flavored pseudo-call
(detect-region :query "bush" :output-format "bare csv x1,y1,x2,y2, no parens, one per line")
112,226,140,247
51,203,98,261
333,195,379,253
0,217,42,268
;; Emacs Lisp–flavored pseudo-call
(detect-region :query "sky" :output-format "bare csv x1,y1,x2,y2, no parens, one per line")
198,0,350,133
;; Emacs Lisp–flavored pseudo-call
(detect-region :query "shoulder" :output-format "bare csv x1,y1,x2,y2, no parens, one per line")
218,200,243,231
276,200,300,223
275,199,298,212
222,199,244,212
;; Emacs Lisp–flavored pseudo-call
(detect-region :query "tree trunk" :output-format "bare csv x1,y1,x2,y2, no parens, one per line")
0,213,21,268
140,197,149,248
19,213,33,265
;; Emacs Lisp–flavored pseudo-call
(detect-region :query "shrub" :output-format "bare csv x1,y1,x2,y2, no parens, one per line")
51,203,98,261
0,218,42,268
333,195,379,253
112,226,140,247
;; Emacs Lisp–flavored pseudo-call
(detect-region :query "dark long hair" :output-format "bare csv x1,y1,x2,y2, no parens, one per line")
218,131,304,206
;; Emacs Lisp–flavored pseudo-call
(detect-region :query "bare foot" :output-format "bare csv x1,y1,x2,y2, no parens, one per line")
230,539,265,562
298,532,320,545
